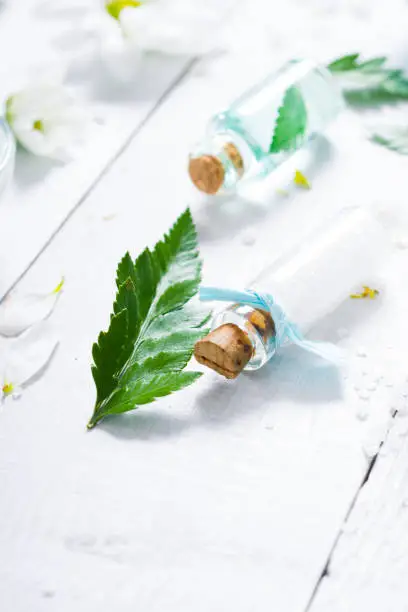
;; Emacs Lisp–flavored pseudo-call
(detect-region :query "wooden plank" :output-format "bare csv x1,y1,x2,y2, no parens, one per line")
308,404,408,612
2,1,408,611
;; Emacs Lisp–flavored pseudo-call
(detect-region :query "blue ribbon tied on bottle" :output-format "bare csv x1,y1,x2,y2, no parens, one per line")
199,287,343,364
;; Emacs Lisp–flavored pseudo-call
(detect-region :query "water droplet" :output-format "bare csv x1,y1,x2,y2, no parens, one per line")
366,383,377,392
394,237,408,250
337,327,349,339
102,213,116,222
357,409,369,421
358,389,370,401
242,233,256,246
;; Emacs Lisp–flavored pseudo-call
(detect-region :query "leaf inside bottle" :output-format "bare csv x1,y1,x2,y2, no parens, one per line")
269,86,308,154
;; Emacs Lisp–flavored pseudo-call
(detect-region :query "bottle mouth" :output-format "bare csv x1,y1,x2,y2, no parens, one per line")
188,142,244,195
194,305,276,378
188,155,225,195
194,322,254,379
214,305,274,371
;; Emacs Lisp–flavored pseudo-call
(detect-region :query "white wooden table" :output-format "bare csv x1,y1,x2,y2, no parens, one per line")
2,1,408,611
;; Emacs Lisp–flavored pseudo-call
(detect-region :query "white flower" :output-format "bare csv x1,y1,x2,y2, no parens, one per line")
0,279,63,402
1,320,59,402
5,82,88,160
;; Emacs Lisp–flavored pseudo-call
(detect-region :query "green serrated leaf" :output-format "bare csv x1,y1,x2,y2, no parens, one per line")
270,86,307,154
327,53,360,73
93,372,202,421
116,252,138,289
328,53,408,106
371,125,408,155
137,330,209,361
328,54,387,74
88,208,208,428
148,305,211,336
91,310,129,406
113,277,139,362
121,350,194,385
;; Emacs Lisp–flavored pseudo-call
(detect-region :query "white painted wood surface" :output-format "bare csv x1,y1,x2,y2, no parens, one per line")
2,1,408,611
309,405,408,612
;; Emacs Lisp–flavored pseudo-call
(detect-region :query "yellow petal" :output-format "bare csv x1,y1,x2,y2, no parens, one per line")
350,285,379,299
363,286,379,299
294,170,311,189
105,0,141,20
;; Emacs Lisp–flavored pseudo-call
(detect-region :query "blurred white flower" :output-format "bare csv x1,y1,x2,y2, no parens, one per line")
5,82,88,160
119,1,220,56
1,320,59,402
98,0,220,81
97,9,143,82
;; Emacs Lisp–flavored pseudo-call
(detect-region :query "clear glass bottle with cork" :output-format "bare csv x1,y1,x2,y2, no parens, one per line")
188,59,343,195
194,208,386,378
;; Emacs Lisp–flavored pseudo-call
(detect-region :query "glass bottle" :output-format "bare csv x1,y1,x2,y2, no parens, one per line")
188,59,343,195
195,208,386,377
0,118,15,200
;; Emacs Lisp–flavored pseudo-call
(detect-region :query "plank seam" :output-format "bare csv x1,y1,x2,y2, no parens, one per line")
303,410,397,612
0,58,198,304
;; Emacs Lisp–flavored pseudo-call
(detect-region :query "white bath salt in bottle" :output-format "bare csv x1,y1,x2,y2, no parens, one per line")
194,208,386,379
188,59,343,195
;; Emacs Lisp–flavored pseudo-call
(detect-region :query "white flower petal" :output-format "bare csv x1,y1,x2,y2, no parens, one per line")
0,281,63,337
1,321,59,399
120,2,219,55
98,17,143,82
7,82,89,159
13,126,52,157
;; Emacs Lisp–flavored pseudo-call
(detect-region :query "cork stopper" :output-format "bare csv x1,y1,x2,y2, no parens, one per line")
194,323,254,379
188,155,224,195
188,143,244,194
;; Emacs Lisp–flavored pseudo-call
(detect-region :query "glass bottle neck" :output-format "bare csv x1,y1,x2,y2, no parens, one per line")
212,304,276,371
